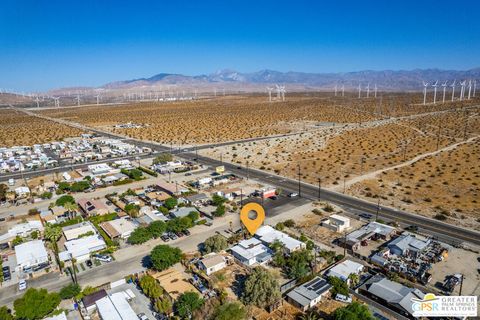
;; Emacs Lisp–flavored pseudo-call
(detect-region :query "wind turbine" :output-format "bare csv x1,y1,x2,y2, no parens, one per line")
280,85,286,101
467,80,472,100
334,84,337,97
266,87,273,102
422,81,429,105
35,96,40,108
374,84,377,98
95,95,101,105
366,83,370,98
53,97,60,108
358,83,362,98
460,80,466,100
474,80,477,97
76,94,80,107
451,80,456,101
441,81,448,104
432,81,438,104
341,84,345,97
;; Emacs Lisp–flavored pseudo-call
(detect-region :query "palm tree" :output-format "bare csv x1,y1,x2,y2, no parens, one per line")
348,273,359,288
63,202,79,220
44,224,63,272
71,258,78,284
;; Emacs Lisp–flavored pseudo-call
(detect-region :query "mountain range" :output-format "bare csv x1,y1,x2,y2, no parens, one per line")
102,68,480,91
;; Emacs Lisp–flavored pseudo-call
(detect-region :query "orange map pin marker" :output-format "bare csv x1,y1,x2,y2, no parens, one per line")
240,202,265,235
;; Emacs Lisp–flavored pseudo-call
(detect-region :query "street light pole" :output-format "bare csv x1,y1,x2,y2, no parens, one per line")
297,163,302,197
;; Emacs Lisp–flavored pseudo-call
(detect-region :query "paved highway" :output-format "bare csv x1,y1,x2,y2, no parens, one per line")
4,108,480,247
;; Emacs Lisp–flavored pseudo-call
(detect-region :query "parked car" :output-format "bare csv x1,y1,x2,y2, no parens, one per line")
18,279,27,291
137,313,148,320
268,196,278,200
359,213,372,219
2,266,11,281
183,229,191,236
86,260,93,267
288,192,298,197
94,254,112,262
175,231,184,237
335,294,352,303
185,172,192,176
161,235,170,242
168,233,178,240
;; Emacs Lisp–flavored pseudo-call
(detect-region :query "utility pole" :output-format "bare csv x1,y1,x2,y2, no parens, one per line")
240,188,243,209
463,110,469,141
317,177,321,200
360,157,365,175
246,161,249,180
459,274,464,296
297,163,302,197
376,198,381,221
343,230,347,257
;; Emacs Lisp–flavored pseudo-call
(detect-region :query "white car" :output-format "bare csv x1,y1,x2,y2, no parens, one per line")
94,254,112,262
288,192,299,197
335,293,352,303
18,279,27,291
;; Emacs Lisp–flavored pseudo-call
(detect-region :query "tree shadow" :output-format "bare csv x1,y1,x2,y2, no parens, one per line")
141,255,153,268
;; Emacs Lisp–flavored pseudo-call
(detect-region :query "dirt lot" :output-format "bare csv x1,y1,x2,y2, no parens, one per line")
427,246,480,297
0,108,83,147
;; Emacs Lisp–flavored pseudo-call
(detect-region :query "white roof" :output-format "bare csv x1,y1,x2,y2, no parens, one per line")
15,240,48,266
96,292,138,320
63,235,106,260
329,214,350,223
255,225,305,251
62,222,96,241
2,221,43,240
327,260,364,281
231,238,269,260
44,313,68,320
107,218,136,235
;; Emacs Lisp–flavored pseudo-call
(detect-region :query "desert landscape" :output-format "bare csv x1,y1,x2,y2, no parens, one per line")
0,108,84,147
29,94,480,226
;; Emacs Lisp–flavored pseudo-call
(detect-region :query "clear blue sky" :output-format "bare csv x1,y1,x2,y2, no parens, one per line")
1,0,479,91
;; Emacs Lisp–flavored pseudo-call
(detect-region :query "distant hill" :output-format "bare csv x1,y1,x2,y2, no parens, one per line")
102,68,480,91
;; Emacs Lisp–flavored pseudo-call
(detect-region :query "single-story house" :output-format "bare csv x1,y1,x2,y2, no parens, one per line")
287,276,332,311
343,222,396,251
82,289,108,313
15,240,49,273
61,235,106,262
62,221,97,241
326,260,364,284
230,238,272,266
255,225,306,253
150,268,199,300
387,234,431,258
199,254,227,275
170,207,199,219
100,218,137,239
78,198,109,216
321,214,351,232
155,182,179,195
359,275,425,317
0,220,43,244
96,292,138,320
184,193,209,206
